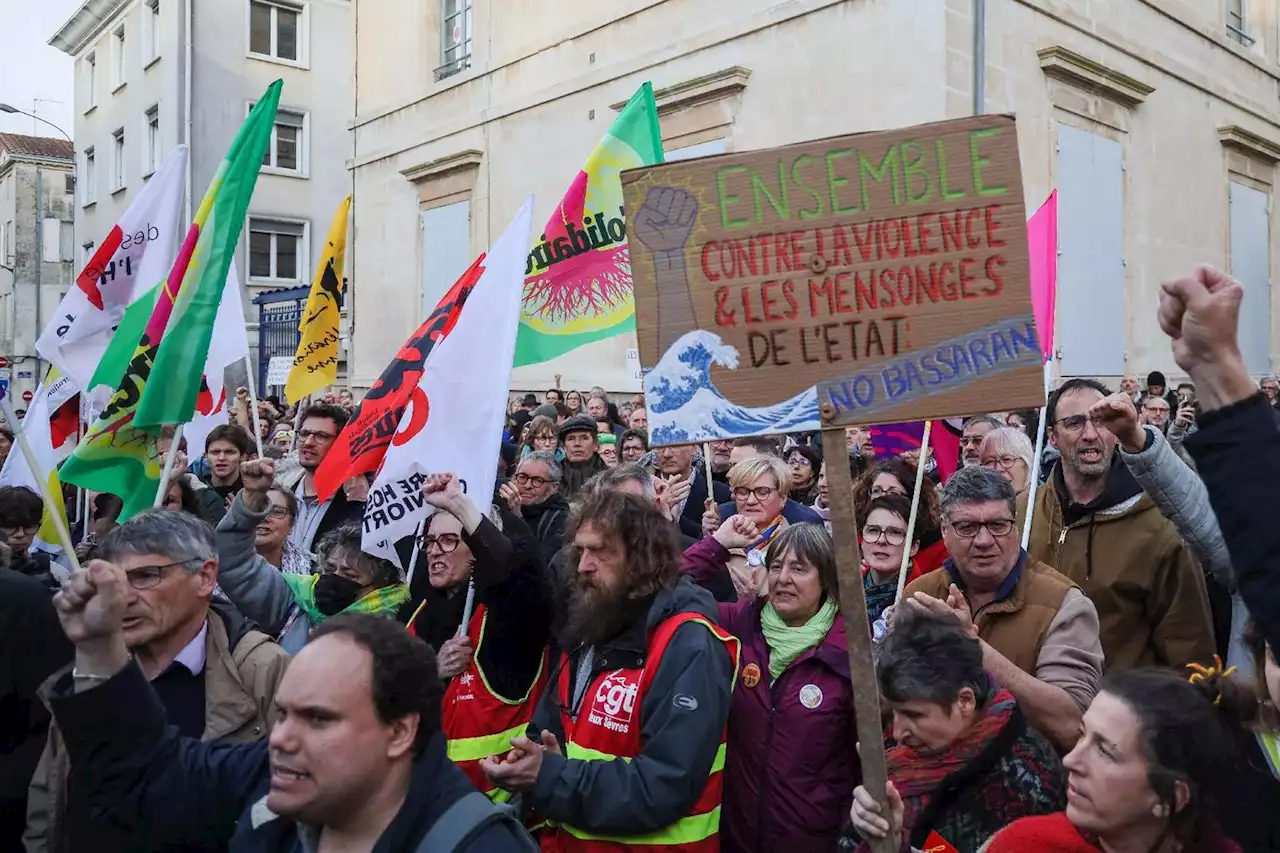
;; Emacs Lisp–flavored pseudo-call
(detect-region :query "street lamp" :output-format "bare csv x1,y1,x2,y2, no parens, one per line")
0,103,72,144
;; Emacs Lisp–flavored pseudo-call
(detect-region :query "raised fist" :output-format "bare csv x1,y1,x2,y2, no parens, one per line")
632,186,698,254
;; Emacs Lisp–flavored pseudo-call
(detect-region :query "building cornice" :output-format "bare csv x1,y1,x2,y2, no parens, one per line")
49,0,130,56
608,66,751,114
1217,124,1280,163
1037,45,1154,107
399,149,484,183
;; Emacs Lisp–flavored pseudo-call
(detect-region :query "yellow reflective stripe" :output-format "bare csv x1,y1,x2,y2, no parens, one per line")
565,741,726,773
486,787,513,804
559,806,722,845
446,722,528,763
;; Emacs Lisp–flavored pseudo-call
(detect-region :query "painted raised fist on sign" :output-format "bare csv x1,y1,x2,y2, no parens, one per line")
632,186,698,254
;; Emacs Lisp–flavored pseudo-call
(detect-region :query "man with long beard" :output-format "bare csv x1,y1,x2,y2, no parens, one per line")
481,491,739,848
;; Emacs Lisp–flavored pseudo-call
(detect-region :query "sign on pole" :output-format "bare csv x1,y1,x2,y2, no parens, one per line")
622,114,1044,853
622,114,1043,446
266,355,293,387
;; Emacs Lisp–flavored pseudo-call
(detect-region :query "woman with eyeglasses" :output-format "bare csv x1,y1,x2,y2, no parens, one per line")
251,486,314,575
786,445,822,506
521,414,563,460
861,493,922,626
979,426,1035,531
401,472,552,800
852,457,948,586
681,522,858,853
690,456,793,599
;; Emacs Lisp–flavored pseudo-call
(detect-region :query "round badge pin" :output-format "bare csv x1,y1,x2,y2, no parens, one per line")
799,683,824,709
741,663,761,688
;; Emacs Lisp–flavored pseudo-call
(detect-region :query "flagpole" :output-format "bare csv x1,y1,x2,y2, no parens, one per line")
243,353,265,457
404,517,427,589
155,423,185,508
1021,360,1053,549
0,395,79,578
459,578,476,637
894,420,932,602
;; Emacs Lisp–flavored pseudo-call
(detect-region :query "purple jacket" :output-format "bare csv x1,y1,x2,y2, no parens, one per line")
681,537,860,853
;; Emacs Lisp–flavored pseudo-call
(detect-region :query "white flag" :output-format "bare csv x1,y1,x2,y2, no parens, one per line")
184,261,251,456
0,369,79,556
362,196,534,563
37,145,188,389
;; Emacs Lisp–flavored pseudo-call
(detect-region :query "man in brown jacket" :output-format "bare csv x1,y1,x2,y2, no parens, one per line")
24,510,288,853
1028,378,1216,673
904,466,1103,752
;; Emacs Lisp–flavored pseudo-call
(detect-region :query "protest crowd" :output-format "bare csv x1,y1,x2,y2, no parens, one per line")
3,91,1280,853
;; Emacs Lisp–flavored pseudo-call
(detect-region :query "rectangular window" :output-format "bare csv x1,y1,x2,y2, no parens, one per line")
83,147,96,204
1,221,11,264
1229,181,1271,372
437,0,472,80
144,105,160,175
1055,123,1126,375
1226,0,1252,44
112,25,127,89
258,107,305,173
143,0,161,64
64,174,75,195
85,53,97,110
249,0,302,62
248,217,306,281
111,129,126,191
81,241,96,268
420,200,471,317
665,138,728,162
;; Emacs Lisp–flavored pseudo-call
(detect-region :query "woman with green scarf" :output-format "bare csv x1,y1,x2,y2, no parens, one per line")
215,459,410,654
680,521,857,853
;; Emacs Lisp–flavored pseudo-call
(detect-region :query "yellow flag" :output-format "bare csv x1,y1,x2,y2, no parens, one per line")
285,195,351,403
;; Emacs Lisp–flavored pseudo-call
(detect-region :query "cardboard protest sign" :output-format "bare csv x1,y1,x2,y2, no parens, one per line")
622,114,1044,445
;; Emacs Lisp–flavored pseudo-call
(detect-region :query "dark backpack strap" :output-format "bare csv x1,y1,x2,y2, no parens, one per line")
536,509,563,544
414,791,537,853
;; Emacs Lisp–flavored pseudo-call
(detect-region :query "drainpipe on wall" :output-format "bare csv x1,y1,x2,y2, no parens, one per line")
183,0,194,224
973,0,986,114
33,166,42,390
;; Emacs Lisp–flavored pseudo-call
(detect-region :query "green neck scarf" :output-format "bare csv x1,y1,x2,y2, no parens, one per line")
760,595,838,683
282,572,411,624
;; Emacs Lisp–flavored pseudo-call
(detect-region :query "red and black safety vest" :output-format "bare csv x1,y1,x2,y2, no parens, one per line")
540,611,740,852
437,604,549,802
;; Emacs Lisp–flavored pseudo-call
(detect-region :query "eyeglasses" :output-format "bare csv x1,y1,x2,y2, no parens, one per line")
515,473,553,488
946,518,1016,538
788,457,812,468
1141,405,1169,415
863,524,907,546
982,455,1024,471
266,506,291,520
0,524,40,538
1052,413,1104,434
732,486,777,503
297,429,336,444
125,558,196,590
421,533,462,553
869,484,906,498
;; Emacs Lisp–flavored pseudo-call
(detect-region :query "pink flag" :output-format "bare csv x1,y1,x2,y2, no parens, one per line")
1027,191,1057,362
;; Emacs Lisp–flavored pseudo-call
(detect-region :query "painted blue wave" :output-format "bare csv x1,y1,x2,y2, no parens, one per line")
645,330,821,444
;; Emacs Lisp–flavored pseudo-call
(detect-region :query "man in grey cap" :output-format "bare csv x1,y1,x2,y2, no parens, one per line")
559,415,608,499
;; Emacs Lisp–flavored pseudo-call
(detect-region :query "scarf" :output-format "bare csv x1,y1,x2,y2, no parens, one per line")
887,684,1016,846
282,572,411,623
278,540,315,576
759,595,838,683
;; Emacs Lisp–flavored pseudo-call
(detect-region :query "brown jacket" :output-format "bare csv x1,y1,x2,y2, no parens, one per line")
1028,477,1215,672
23,605,289,853
905,556,1076,675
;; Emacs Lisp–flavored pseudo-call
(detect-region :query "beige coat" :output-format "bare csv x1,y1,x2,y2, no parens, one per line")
23,607,289,853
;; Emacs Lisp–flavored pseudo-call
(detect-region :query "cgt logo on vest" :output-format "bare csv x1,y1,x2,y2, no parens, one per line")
588,670,639,733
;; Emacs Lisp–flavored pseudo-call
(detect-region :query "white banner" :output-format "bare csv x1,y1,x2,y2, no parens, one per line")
362,196,534,563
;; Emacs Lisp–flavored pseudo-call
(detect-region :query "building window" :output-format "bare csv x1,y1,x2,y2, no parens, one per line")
249,0,302,63
111,129,126,191
1229,181,1271,372
1226,0,1253,44
420,200,471,317
1,221,12,265
143,105,160,176
83,147,96,205
84,53,97,110
81,241,96,268
436,0,472,80
143,0,161,64
255,106,306,174
64,174,75,195
111,25,127,90
248,217,306,281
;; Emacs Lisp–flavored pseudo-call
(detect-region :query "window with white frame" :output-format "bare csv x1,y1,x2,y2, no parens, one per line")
111,129,126,191
83,147,96,204
143,105,160,176
111,25,127,89
248,217,306,281
255,106,306,173
143,0,161,64
437,0,472,80
84,53,97,110
81,241,96,268
249,0,302,63
1226,0,1252,44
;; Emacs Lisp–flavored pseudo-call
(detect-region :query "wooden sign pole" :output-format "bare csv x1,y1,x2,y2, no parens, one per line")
820,414,897,853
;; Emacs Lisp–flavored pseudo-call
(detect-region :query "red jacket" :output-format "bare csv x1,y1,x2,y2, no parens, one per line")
681,537,859,853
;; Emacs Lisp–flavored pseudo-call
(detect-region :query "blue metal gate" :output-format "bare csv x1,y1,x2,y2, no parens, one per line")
254,286,309,398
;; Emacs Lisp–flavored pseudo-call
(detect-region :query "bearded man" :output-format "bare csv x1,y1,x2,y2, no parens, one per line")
481,491,738,848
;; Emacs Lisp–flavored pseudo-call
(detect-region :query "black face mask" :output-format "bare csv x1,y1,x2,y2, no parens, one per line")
314,573,365,616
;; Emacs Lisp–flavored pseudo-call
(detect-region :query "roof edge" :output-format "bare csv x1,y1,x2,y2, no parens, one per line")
49,0,129,56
